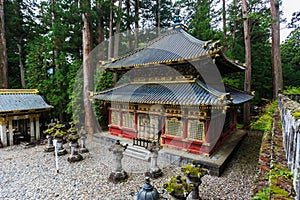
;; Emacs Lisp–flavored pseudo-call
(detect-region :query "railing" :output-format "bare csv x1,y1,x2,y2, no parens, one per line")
285,94,300,104
278,94,300,199
133,138,157,149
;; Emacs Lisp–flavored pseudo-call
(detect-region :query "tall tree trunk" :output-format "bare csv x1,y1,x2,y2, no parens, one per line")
96,0,105,62
17,43,25,88
126,0,131,50
51,0,64,121
83,13,98,134
231,0,238,51
114,0,122,58
108,0,114,59
96,0,104,45
156,0,161,35
270,0,283,98
242,0,251,128
222,0,227,51
0,0,8,88
134,0,139,49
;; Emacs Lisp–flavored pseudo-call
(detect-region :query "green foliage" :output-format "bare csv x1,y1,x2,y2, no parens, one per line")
251,101,277,131
252,187,270,200
225,0,273,104
94,70,114,129
266,165,293,181
284,86,300,94
265,164,294,198
4,0,39,88
181,161,208,178
281,28,300,88
25,0,82,121
292,112,300,120
140,0,173,30
163,175,193,199
43,122,68,138
188,0,222,41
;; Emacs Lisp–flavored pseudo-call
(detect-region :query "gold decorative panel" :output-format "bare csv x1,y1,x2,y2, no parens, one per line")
166,117,183,137
188,120,205,141
111,110,120,126
138,114,150,139
122,112,134,129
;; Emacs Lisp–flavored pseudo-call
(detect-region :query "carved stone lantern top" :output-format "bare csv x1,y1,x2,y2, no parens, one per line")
132,177,162,200
109,140,127,153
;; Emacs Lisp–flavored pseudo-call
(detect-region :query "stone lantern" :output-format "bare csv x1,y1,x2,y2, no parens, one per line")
67,128,83,163
145,141,162,178
130,177,164,200
163,175,193,200
78,127,89,153
108,140,128,183
44,135,55,152
181,161,208,199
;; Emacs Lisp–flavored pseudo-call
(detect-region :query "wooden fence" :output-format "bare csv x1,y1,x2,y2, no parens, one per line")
278,94,300,198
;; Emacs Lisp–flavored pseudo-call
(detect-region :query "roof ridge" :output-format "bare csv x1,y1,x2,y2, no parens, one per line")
101,29,181,66
195,80,228,98
225,84,253,95
93,83,130,95
0,89,39,95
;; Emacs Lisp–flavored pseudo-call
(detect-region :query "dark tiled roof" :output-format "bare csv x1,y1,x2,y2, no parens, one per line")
0,90,53,113
103,29,245,73
93,80,253,106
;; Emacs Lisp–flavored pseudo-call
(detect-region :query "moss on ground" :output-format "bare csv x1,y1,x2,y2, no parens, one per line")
252,101,295,199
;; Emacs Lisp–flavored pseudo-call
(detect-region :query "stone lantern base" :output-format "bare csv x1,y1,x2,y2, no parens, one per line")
57,148,68,156
44,135,55,152
108,171,128,184
67,154,83,162
79,147,89,153
54,139,68,156
145,168,163,179
44,145,55,152
67,142,83,162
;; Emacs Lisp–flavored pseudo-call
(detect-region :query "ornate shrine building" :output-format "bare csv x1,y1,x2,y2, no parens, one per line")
93,25,253,156
0,89,52,147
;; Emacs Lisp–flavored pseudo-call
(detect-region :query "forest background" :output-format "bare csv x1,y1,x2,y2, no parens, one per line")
0,0,299,125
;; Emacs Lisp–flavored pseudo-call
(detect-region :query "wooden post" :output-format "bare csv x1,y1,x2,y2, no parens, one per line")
0,118,7,146
8,119,13,146
30,116,35,142
35,115,40,140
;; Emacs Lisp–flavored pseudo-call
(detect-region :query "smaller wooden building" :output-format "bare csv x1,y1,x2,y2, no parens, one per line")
0,89,52,147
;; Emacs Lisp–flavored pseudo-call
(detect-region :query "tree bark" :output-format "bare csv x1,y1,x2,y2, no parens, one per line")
96,0,105,62
222,0,227,51
231,0,238,51
0,0,8,88
157,0,161,35
126,0,131,50
96,0,104,45
17,43,25,88
242,0,251,128
114,0,122,58
270,0,283,99
83,13,97,134
134,0,139,49
108,0,114,59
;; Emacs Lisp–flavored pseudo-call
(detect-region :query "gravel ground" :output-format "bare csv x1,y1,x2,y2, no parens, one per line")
0,131,262,200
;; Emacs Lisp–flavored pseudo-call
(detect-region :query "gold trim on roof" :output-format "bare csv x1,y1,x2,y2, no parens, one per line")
0,89,39,95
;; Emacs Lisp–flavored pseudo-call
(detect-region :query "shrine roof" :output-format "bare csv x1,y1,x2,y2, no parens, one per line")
93,80,253,106
0,89,53,114
102,28,245,74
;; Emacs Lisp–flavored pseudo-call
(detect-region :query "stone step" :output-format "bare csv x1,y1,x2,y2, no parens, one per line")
124,145,150,161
